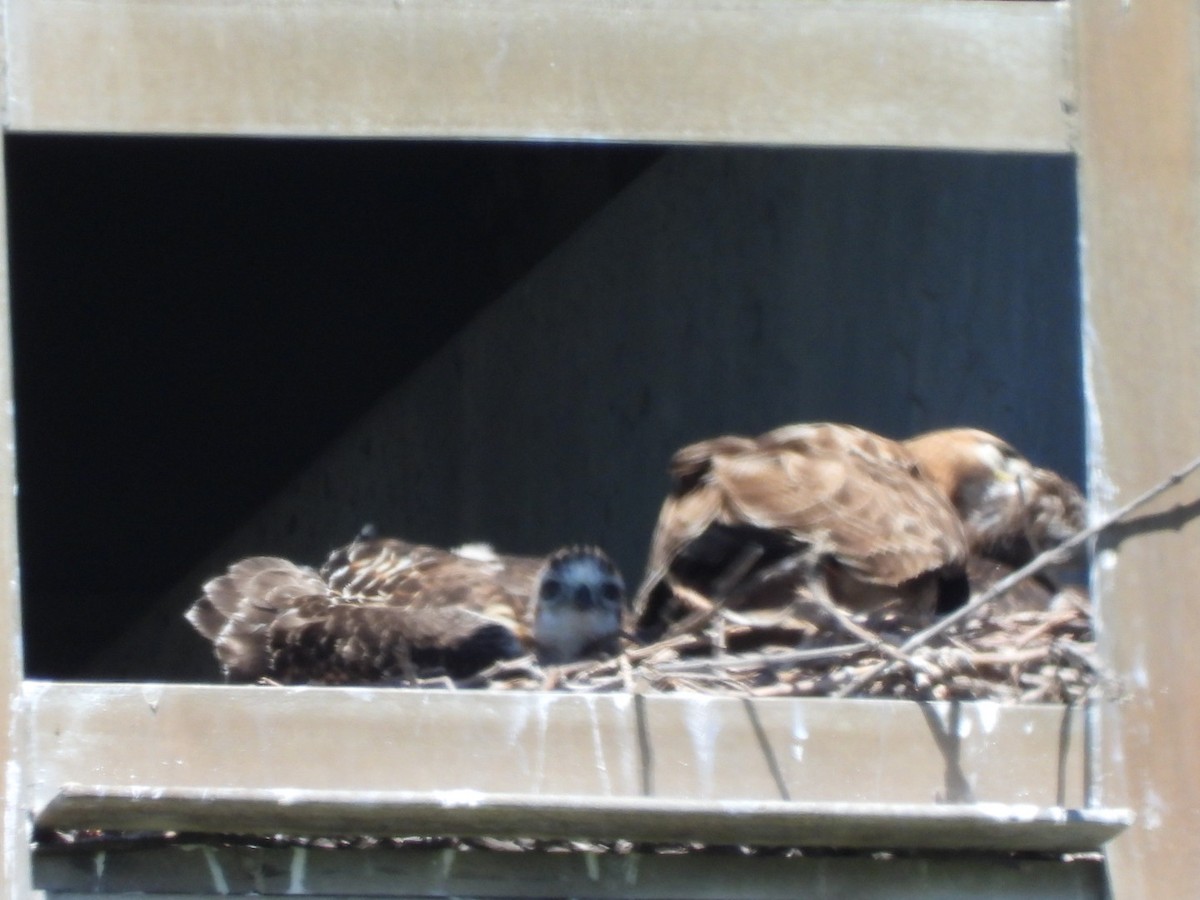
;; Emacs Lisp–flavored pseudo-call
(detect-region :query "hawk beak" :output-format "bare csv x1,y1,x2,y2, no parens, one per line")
573,585,594,610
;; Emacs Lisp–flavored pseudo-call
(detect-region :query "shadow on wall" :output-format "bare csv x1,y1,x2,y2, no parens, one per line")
240,147,1082,591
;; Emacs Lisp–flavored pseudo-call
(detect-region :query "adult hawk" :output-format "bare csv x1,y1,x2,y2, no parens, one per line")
904,427,1086,611
186,536,625,684
633,423,1085,638
903,428,1085,570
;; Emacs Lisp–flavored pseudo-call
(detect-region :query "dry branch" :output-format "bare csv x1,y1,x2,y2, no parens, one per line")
834,451,1200,697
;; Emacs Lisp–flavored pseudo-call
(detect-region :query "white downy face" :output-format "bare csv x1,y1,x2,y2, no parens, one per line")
533,554,624,664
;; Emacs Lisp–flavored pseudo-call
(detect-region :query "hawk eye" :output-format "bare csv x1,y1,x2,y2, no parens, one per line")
540,578,562,600
600,582,622,603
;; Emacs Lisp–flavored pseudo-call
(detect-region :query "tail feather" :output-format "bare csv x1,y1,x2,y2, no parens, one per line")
183,594,228,641
186,552,527,683
185,557,327,681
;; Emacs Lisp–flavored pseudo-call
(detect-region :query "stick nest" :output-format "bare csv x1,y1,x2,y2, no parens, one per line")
419,585,1113,704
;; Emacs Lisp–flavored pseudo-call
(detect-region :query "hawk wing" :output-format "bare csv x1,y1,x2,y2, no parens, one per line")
266,594,522,684
186,556,327,681
320,537,544,633
635,423,968,635
187,553,523,684
1006,466,1087,560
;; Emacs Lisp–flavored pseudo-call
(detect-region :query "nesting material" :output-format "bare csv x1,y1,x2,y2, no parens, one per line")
412,585,1108,704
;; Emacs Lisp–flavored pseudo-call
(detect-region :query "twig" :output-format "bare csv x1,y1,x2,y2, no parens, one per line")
663,583,720,638
626,631,707,662
960,646,1052,667
713,544,766,599
806,576,913,667
1011,609,1081,649
650,642,869,674
836,451,1200,697
727,551,809,603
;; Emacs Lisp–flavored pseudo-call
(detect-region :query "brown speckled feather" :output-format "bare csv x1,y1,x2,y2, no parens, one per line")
903,428,1086,566
636,423,969,636
320,538,545,631
267,595,522,684
187,537,624,682
187,552,524,683
901,427,1088,607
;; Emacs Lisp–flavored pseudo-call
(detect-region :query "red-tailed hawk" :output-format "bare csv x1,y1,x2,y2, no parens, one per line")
186,537,625,684
634,423,1085,638
903,428,1085,569
904,428,1086,611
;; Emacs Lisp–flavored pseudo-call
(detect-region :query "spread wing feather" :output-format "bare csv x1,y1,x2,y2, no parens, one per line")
635,423,968,634
267,596,522,684
320,537,543,630
187,546,530,684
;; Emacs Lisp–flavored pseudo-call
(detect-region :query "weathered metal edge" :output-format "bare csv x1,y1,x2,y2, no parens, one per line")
37,784,1132,853
19,681,1099,816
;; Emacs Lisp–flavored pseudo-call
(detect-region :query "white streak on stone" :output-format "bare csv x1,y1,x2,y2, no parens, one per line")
201,846,229,895
288,846,308,895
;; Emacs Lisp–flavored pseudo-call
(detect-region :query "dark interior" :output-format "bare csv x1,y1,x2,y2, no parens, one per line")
6,135,661,676
5,137,1082,680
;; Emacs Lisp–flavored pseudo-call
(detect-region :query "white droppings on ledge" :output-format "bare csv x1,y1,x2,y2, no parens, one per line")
275,789,305,807
433,789,485,807
972,802,1050,822
684,696,719,795
1142,787,1164,830
288,846,308,895
585,696,612,794
1130,664,1149,691
4,758,22,884
532,691,554,792
974,701,1000,736
1081,315,1114,511
502,695,533,779
791,706,808,762
140,684,163,714
439,847,457,882
623,853,640,886
584,851,600,881
201,845,229,895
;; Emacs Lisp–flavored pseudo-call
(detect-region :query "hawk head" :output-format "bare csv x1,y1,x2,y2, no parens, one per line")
903,428,1086,566
533,546,626,664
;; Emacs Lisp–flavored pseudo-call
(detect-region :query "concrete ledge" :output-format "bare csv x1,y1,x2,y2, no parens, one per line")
21,682,1128,851
6,0,1071,150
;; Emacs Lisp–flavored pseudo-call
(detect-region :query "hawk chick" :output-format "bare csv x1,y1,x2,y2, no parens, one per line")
186,537,625,684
